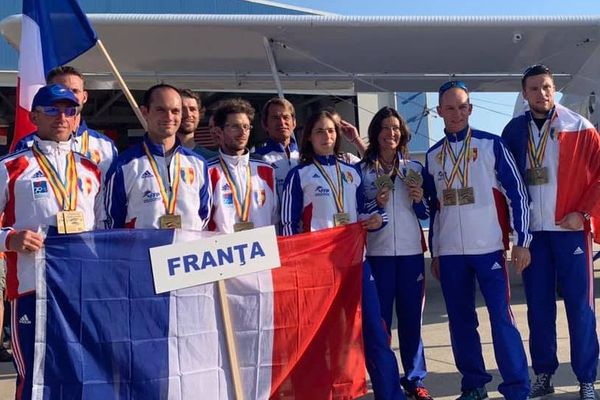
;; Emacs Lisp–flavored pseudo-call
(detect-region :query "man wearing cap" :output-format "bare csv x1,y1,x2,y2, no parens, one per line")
105,84,211,230
423,81,531,400
502,65,600,400
0,83,102,399
14,66,117,176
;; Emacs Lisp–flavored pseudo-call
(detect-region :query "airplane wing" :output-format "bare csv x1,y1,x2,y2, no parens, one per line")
1,14,600,96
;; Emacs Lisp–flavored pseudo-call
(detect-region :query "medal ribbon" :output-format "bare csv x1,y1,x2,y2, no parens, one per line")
143,143,181,215
441,128,472,189
79,129,90,158
375,155,404,180
219,157,252,222
527,112,555,168
314,158,345,213
32,144,78,210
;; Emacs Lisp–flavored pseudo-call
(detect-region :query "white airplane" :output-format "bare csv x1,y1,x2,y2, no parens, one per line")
1,14,599,124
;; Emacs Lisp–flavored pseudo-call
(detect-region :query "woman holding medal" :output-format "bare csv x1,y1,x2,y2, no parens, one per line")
281,110,406,400
360,107,432,400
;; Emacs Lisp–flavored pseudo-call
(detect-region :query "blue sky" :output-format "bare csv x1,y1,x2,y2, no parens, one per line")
278,0,597,141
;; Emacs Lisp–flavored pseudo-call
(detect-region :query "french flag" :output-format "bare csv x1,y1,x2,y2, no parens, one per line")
12,0,97,151
32,225,367,399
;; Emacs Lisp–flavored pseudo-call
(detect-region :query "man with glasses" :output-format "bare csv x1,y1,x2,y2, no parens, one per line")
0,84,102,398
423,81,531,400
502,64,600,400
207,98,277,232
14,66,117,176
105,84,211,230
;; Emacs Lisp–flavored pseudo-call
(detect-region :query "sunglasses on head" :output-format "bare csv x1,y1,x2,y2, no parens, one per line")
523,64,550,78
522,64,551,79
438,80,469,97
36,106,79,117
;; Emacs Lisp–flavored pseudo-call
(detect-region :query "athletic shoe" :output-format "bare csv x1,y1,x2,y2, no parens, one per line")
456,387,488,400
406,386,434,400
579,382,598,400
529,373,554,399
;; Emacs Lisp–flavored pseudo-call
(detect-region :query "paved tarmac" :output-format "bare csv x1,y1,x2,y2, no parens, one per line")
0,256,597,400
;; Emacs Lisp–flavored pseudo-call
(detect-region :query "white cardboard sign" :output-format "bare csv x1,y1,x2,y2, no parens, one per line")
149,226,281,293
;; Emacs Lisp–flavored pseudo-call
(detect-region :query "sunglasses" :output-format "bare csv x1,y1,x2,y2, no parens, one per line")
438,80,469,97
35,106,79,117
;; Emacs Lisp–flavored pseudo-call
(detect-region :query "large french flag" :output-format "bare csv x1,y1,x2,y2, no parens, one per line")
32,225,367,399
12,0,97,151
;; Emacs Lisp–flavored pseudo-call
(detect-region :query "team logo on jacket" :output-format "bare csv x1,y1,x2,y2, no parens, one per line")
469,148,478,162
180,167,195,185
141,170,153,178
436,151,443,164
77,177,94,196
254,189,266,207
342,171,354,184
90,150,101,165
32,180,49,199
314,186,330,196
143,190,161,203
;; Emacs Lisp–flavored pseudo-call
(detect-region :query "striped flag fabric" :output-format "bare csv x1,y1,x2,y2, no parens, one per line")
32,225,367,399
12,0,97,151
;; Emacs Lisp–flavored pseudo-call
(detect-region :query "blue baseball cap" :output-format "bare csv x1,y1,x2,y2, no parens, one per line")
31,84,79,108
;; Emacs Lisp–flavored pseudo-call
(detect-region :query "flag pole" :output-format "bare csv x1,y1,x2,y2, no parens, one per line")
95,39,148,131
217,280,245,400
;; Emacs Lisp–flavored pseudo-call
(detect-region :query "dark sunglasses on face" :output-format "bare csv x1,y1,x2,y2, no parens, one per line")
35,106,79,117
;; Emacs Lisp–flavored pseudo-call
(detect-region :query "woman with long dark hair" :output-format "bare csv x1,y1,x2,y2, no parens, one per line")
281,110,406,400
361,106,432,400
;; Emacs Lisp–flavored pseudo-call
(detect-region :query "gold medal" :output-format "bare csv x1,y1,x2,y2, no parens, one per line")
56,210,86,234
404,169,423,187
526,167,549,185
375,175,394,191
457,187,475,205
159,214,182,229
442,189,458,206
233,221,255,232
333,212,351,226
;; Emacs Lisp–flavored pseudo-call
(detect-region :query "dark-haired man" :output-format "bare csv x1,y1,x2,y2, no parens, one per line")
424,81,531,400
105,84,211,229
176,89,217,160
207,98,277,232
502,64,600,400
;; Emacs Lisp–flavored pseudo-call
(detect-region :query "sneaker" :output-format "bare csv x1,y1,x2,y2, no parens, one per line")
580,382,598,400
529,373,554,399
406,387,434,400
456,387,488,400
0,347,11,362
